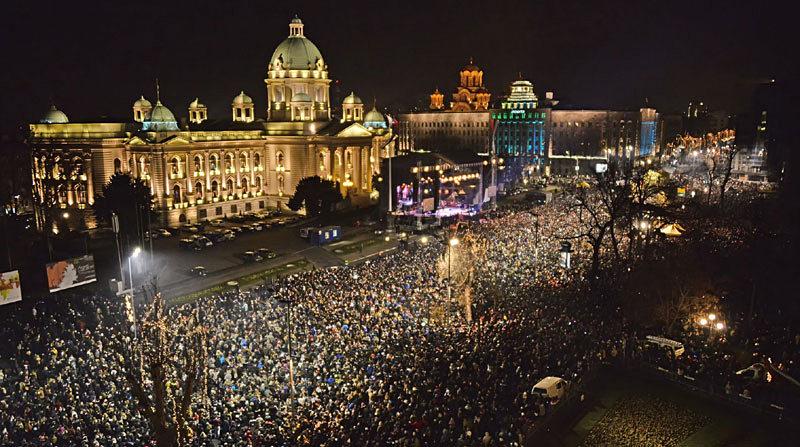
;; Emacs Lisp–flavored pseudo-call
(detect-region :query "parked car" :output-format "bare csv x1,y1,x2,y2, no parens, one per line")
179,238,197,250
190,266,207,277
257,248,277,259
300,227,319,238
151,229,172,238
206,231,226,244
223,230,236,241
242,251,262,263
208,220,224,227
183,225,200,233
230,226,244,234
241,224,256,232
251,223,263,231
194,236,213,249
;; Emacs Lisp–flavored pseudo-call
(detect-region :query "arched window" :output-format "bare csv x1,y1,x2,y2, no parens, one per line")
211,180,219,198
209,154,219,172
128,158,135,174
253,153,261,168
276,152,284,166
194,155,203,173
57,184,68,204
114,158,122,173
171,157,181,176
226,178,234,193
241,177,249,194
195,181,204,197
75,184,87,204
239,153,249,171
225,153,234,172
172,184,181,203
255,176,263,192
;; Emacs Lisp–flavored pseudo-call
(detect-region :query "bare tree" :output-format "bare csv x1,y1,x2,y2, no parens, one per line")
437,231,486,322
118,290,209,447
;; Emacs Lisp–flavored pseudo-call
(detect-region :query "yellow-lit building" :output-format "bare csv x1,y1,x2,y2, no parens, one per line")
27,17,393,229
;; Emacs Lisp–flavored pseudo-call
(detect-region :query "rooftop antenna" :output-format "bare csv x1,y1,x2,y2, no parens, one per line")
155,78,161,103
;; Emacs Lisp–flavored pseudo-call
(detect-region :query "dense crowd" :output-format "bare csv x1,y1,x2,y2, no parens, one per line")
0,187,794,446
0,197,631,446
579,394,709,447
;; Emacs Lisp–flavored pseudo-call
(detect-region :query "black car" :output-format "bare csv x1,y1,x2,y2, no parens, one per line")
257,248,277,259
242,251,262,262
190,266,207,277
179,238,197,250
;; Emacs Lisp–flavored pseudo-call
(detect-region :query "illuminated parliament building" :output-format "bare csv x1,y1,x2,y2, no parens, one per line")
28,17,392,229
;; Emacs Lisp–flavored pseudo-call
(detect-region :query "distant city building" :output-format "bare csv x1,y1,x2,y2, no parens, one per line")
27,17,393,229
398,60,493,155
450,59,491,111
492,77,549,182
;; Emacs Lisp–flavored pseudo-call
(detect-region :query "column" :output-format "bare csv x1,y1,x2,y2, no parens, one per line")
350,147,359,192
249,149,256,193
85,155,95,204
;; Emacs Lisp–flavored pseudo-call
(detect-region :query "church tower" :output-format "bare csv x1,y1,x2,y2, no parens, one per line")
429,88,444,110
451,59,491,111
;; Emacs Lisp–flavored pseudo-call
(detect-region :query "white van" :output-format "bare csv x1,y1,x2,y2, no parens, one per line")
533,376,568,400
645,335,685,357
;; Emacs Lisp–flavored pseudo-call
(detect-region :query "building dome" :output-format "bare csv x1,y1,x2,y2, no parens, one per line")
291,92,312,102
343,92,363,105
133,96,152,108
364,107,384,123
41,105,69,124
462,58,481,72
143,100,179,131
232,91,253,105
270,17,324,71
189,97,205,108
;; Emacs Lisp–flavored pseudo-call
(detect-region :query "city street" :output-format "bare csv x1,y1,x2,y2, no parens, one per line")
130,219,395,300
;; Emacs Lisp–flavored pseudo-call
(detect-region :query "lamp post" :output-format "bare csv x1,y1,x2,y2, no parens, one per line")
128,246,141,337
128,246,141,294
447,237,459,303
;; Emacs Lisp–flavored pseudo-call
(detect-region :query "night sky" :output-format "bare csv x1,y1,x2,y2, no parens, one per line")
0,0,793,132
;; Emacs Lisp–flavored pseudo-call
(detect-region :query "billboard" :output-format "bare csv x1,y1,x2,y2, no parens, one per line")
0,270,22,306
46,255,97,293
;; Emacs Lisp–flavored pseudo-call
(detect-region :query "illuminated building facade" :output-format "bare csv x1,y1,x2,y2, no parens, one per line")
27,17,392,229
492,78,550,182
398,60,493,154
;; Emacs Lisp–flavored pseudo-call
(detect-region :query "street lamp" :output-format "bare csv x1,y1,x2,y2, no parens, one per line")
715,322,724,331
62,212,70,219
128,246,141,337
699,318,708,326
420,236,429,244
708,313,716,321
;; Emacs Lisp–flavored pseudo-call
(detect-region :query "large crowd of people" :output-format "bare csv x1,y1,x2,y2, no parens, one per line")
0,186,795,446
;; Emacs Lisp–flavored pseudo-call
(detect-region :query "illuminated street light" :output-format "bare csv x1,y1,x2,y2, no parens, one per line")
699,318,708,326
715,322,724,330
384,236,391,242
420,236,429,244
708,313,716,321
449,238,459,246
128,246,142,338
62,212,70,219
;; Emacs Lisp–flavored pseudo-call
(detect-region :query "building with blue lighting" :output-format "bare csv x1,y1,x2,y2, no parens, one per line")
491,78,550,183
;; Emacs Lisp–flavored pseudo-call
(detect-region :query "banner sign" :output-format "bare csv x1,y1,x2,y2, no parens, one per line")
46,255,97,292
0,270,22,306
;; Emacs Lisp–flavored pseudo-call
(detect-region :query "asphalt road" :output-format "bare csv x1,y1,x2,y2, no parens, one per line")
129,219,362,299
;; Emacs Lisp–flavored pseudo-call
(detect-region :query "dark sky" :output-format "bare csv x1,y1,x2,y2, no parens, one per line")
0,0,793,132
